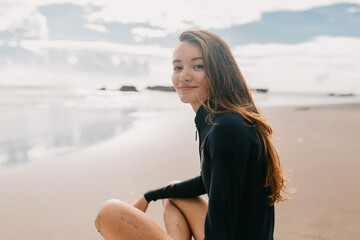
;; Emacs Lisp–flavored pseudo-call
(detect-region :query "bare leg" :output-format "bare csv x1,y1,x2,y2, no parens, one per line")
95,199,172,240
162,199,192,240
163,197,208,240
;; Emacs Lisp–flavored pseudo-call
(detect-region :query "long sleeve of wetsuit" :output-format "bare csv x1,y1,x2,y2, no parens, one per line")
144,175,206,203
204,119,252,240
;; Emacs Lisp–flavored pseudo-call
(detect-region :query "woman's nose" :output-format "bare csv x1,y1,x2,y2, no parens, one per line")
180,68,192,82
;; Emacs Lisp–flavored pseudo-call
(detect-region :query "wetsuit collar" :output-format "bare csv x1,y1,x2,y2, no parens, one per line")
195,104,207,128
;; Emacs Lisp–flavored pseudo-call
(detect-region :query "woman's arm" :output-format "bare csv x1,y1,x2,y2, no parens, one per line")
133,195,149,212
144,175,206,203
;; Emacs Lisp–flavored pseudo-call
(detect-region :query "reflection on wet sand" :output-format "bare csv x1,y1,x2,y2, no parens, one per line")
0,108,137,170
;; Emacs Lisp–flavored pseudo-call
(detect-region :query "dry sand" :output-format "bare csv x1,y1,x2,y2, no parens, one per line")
0,103,359,240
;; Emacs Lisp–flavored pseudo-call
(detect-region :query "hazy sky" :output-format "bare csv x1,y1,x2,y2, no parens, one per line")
0,0,359,92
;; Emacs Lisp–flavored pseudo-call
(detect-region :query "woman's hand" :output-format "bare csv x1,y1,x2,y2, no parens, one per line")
133,195,149,212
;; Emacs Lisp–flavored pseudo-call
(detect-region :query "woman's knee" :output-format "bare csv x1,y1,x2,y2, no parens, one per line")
95,199,127,232
160,180,181,207
160,180,181,206
95,199,171,240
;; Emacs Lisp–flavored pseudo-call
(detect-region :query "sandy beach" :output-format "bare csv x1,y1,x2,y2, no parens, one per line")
1,103,360,240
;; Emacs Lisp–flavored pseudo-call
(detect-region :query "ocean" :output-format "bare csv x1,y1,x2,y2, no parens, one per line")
0,85,359,171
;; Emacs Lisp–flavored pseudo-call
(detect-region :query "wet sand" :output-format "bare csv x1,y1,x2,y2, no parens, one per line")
0,103,359,240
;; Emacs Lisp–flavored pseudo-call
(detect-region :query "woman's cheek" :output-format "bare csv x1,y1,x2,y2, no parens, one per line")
171,75,177,88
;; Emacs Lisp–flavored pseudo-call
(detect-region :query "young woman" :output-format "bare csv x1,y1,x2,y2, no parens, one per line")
95,29,288,240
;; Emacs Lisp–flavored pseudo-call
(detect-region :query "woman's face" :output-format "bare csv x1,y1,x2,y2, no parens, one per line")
172,41,209,112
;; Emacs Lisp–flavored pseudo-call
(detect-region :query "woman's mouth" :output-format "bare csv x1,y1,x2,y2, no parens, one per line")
179,86,198,91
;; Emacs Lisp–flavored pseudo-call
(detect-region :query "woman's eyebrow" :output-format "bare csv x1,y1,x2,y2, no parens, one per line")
191,57,204,61
172,57,204,64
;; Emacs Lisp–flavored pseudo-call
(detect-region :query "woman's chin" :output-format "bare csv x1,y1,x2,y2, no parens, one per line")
177,94,203,107
178,96,191,104
179,98,196,105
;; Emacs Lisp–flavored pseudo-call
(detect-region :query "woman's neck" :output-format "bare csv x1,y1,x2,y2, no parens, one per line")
191,102,202,113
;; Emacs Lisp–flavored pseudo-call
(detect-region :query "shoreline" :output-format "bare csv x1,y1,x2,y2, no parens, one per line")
1,94,360,173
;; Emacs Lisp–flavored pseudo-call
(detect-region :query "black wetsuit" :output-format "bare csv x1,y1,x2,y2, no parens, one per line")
144,105,274,240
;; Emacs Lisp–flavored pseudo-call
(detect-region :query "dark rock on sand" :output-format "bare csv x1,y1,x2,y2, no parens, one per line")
146,86,176,92
328,93,354,97
119,85,138,92
254,88,268,93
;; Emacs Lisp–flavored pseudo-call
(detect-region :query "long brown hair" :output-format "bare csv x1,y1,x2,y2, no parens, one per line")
179,29,289,205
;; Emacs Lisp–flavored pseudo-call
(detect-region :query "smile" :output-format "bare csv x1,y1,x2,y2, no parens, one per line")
179,86,198,91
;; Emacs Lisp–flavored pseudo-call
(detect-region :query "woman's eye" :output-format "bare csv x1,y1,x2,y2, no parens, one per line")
173,66,182,71
194,65,204,69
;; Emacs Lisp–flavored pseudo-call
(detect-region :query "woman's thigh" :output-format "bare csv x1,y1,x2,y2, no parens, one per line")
169,197,208,240
95,199,172,240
